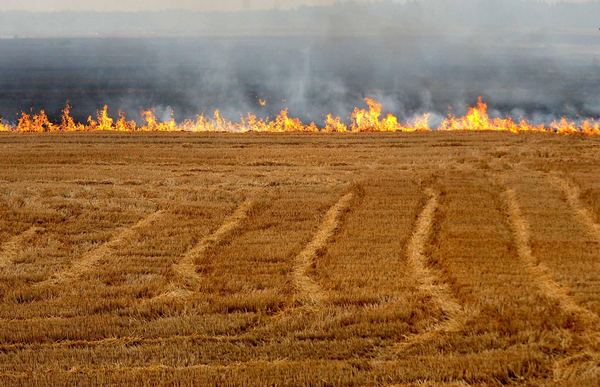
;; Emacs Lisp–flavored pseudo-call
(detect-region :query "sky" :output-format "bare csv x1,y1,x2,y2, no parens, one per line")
2,0,340,12
0,0,590,12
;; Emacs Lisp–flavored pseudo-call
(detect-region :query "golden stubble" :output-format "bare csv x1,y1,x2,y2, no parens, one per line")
0,131,599,385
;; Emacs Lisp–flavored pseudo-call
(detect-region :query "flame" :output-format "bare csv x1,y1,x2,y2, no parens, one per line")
0,119,9,132
410,114,431,132
115,110,137,132
16,110,57,132
436,97,600,135
1,98,598,134
140,108,176,132
61,103,85,132
324,114,348,132
349,98,430,132
439,97,522,133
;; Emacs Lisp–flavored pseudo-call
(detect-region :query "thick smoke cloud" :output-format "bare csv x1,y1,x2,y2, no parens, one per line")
0,0,599,126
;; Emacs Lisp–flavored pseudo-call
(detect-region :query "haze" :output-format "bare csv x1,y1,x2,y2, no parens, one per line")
0,0,599,127
1,0,364,12
0,0,590,12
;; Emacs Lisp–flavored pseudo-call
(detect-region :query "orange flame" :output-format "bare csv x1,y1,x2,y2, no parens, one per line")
1,98,599,135
0,119,9,132
61,103,85,132
16,110,57,132
324,114,348,132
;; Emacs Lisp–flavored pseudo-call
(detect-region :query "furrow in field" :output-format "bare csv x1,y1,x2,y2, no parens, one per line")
503,185,600,381
503,188,597,322
493,168,600,383
140,199,256,306
41,211,164,286
401,188,464,346
292,192,354,306
172,199,255,290
387,169,564,383
548,174,600,243
0,227,41,270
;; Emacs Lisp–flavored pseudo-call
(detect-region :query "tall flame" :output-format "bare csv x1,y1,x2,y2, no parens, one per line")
1,97,599,134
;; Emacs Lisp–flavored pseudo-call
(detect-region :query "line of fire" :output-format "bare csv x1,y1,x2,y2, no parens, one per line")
1,97,599,134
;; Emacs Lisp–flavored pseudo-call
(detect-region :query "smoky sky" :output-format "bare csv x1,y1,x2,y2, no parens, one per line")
0,0,599,128
3,0,366,12
0,0,588,12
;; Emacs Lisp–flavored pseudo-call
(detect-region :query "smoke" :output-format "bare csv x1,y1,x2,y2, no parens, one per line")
0,0,599,126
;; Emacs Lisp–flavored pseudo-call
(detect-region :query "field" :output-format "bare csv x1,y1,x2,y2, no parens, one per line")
0,132,599,386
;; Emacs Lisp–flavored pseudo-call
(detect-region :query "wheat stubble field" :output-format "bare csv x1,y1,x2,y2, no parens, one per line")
0,132,599,386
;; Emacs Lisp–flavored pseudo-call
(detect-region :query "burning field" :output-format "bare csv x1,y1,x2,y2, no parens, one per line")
1,0,600,384
0,131,599,385
2,97,600,134
1,34,600,137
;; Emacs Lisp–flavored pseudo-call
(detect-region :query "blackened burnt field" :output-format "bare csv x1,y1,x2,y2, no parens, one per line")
0,132,599,386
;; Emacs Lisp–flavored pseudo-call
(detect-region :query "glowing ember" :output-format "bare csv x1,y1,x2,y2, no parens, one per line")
1,97,599,134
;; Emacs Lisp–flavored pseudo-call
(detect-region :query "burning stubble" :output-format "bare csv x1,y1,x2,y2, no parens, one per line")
1,97,599,134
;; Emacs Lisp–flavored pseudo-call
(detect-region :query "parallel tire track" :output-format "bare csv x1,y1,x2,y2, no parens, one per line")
292,192,354,307
399,188,464,348
0,227,42,269
140,199,256,306
42,211,164,286
502,187,600,381
548,174,600,243
503,188,597,321
541,174,600,381
171,199,255,289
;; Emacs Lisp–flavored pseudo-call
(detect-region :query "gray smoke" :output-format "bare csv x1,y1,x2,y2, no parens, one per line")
0,0,599,126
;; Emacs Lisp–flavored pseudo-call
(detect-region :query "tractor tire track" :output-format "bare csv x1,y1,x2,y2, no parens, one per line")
0,189,351,353
503,188,597,321
544,174,600,381
396,188,465,350
502,186,600,382
41,211,164,286
548,173,600,244
172,199,255,289
292,192,354,307
138,199,256,307
0,227,42,270
484,167,600,383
